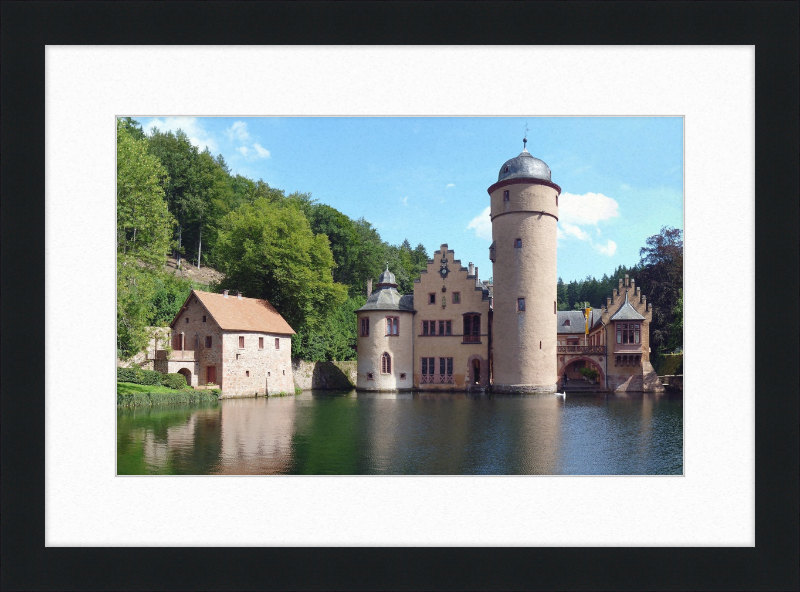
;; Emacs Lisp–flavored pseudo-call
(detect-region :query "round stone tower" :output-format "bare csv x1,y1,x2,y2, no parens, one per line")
489,140,560,393
355,265,415,391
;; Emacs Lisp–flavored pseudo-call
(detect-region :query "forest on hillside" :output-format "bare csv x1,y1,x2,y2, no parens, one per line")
117,117,683,364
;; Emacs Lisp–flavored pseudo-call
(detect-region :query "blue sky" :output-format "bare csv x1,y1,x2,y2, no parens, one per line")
134,116,683,283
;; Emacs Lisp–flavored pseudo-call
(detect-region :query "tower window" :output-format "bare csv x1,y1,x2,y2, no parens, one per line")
514,238,522,248
429,293,436,305
386,316,399,336
381,352,392,374
361,317,370,336
503,189,510,201
504,166,509,173
518,298,526,312
367,372,374,380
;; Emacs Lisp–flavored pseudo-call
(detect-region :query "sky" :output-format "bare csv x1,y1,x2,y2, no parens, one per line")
133,116,683,283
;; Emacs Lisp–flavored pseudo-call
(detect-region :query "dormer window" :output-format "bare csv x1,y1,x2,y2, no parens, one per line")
504,165,509,173
564,319,571,327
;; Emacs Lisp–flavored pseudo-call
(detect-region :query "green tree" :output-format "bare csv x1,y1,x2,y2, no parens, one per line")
666,289,683,352
636,226,683,351
213,198,348,354
116,120,176,359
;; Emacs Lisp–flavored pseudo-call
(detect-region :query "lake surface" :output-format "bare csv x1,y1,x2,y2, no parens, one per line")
117,391,683,475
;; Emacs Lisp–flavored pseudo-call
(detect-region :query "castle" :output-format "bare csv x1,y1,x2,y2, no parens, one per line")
356,143,663,394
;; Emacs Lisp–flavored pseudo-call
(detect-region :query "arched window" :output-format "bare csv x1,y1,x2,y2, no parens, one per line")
381,352,392,374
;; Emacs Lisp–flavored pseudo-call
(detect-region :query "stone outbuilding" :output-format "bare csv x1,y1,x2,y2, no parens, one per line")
154,289,296,397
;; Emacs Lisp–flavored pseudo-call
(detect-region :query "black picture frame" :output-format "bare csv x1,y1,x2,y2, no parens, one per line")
2,2,797,590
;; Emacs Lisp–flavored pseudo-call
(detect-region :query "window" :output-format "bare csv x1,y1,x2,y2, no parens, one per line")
438,320,451,336
429,293,436,305
504,165,509,173
205,336,212,348
367,372,374,380
386,316,399,336
422,320,435,336
400,373,406,380
360,317,370,336
564,319,571,326
202,315,207,323
554,301,556,314
438,357,454,383
616,323,641,344
245,370,250,377
518,298,526,311
275,338,280,349
463,314,480,342
186,317,189,324
452,292,460,304
259,337,264,349
238,336,245,348
514,238,522,248
503,189,510,201
381,352,392,374
172,334,182,350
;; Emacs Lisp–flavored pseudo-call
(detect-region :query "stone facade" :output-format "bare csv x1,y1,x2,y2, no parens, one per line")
155,290,295,397
356,309,415,391
412,244,491,391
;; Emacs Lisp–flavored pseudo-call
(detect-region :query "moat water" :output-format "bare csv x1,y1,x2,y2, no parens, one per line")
117,390,683,475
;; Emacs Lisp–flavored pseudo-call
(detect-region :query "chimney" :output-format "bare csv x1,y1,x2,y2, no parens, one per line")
223,289,229,298
631,278,635,290
366,278,373,298
237,290,242,299
606,296,612,308
474,266,479,287
624,274,630,287
468,262,474,276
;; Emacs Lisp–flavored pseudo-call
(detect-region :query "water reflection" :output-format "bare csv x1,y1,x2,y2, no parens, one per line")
117,391,683,475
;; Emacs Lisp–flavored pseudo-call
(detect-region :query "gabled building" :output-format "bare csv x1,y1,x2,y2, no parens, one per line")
154,289,296,397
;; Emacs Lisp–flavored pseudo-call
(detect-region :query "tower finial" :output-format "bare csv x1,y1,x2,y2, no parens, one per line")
523,122,529,151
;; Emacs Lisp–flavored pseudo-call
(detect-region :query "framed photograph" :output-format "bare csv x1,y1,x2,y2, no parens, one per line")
2,2,796,590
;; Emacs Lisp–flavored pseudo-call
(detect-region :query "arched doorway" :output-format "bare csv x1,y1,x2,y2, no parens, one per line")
559,357,604,388
472,359,481,384
177,368,192,387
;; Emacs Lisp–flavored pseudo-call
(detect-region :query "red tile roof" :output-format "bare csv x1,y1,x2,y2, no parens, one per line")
187,290,295,335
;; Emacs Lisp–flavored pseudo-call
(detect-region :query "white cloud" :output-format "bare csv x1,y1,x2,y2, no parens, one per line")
400,196,408,206
466,206,492,241
237,143,270,161
561,222,591,242
226,121,250,142
446,183,455,188
141,117,218,153
559,192,619,226
594,239,617,256
252,143,271,159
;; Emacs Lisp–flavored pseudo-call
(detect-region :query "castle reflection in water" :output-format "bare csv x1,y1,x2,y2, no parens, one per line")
118,390,682,475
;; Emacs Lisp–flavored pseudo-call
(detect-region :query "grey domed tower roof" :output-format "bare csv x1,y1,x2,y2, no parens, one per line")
376,264,396,288
356,265,415,312
497,148,552,183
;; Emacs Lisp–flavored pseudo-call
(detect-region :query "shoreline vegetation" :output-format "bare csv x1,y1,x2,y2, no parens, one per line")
117,382,220,407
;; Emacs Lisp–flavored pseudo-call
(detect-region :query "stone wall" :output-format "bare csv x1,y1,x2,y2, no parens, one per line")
293,360,357,390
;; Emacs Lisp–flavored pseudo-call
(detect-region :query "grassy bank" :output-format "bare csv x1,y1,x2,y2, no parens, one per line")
117,382,220,407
